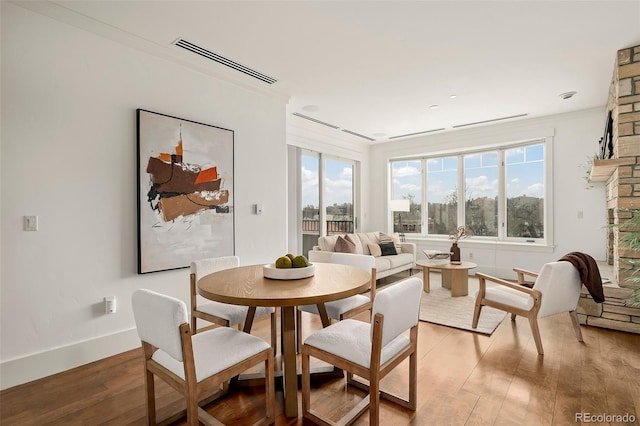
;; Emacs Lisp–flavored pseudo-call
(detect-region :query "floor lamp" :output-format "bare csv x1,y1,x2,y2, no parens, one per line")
389,199,410,242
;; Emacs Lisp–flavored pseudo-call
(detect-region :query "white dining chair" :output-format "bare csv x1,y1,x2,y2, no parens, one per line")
296,251,376,350
301,276,422,425
132,288,275,425
190,256,277,352
472,261,584,355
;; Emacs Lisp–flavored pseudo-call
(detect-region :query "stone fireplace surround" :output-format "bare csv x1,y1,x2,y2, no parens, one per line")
579,44,640,334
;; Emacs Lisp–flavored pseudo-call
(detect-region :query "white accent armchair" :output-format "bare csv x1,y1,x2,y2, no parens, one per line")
472,261,584,355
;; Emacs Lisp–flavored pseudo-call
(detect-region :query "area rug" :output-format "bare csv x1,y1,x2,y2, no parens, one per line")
415,274,507,335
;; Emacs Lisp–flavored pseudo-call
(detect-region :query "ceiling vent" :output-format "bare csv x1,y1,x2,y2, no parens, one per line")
291,113,340,129
453,113,528,128
389,128,445,139
173,38,277,84
341,129,375,141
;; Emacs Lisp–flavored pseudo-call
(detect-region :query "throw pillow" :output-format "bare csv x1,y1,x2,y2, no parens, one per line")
379,232,402,252
359,232,379,255
379,241,398,256
345,234,364,254
334,235,356,253
368,243,382,257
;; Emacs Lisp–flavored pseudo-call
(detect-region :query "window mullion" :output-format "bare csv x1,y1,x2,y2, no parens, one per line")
422,159,427,236
498,150,506,240
458,155,465,227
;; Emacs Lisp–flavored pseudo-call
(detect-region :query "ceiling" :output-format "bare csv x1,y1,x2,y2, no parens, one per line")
19,1,640,142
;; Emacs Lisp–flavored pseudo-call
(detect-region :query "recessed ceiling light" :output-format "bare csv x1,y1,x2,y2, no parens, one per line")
559,91,577,100
302,105,320,112
429,104,439,109
449,95,457,99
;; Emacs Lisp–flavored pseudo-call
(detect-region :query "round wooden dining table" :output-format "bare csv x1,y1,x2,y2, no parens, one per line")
197,262,371,418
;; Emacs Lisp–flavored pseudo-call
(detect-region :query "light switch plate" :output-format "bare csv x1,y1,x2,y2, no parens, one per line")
24,216,38,231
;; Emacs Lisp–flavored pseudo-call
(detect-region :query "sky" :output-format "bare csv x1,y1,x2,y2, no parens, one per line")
302,155,353,207
392,143,544,203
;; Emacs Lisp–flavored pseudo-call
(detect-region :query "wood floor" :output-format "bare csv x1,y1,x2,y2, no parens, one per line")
2,276,639,425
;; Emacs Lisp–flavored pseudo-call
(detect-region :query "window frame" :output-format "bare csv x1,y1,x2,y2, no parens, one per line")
389,136,553,249
301,149,359,238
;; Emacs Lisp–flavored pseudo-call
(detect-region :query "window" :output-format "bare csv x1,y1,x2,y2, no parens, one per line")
324,158,355,235
391,160,422,234
464,152,498,237
301,150,357,255
390,140,547,243
505,144,545,239
426,157,457,235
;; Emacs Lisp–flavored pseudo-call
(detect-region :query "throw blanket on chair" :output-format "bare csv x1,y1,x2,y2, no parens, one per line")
558,252,605,303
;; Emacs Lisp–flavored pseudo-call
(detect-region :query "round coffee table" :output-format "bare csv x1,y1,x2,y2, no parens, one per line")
415,260,477,297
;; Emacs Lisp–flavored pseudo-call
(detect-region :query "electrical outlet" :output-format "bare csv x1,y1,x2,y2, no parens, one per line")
469,252,474,259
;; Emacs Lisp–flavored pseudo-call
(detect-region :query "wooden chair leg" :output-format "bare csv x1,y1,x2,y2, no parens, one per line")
528,315,544,355
186,391,199,426
569,310,584,342
190,315,197,335
301,349,311,417
270,312,277,354
346,371,354,385
265,353,275,423
144,368,155,426
369,373,380,426
472,299,482,328
408,351,417,410
511,313,517,321
296,309,302,353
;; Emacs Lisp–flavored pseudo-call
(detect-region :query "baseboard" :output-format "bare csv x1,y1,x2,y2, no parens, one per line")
0,328,140,391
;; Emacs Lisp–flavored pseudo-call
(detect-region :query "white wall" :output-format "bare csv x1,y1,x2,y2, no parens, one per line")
0,4,287,389
369,108,608,276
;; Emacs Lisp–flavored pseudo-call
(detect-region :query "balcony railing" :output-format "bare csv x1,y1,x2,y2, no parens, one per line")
303,219,354,235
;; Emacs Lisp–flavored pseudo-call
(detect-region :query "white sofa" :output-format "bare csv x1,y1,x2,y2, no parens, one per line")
310,232,416,279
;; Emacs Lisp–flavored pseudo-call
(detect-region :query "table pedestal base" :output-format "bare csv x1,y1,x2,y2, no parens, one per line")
418,261,477,298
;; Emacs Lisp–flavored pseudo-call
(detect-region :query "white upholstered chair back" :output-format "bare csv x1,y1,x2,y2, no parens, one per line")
532,261,582,318
190,256,240,280
371,277,422,346
132,289,188,362
308,251,375,272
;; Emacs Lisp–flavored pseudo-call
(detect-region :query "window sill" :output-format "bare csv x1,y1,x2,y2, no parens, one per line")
405,236,555,253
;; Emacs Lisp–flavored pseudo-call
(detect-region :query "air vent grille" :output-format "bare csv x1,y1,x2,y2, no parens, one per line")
389,128,445,139
173,38,277,84
341,129,375,141
291,113,340,129
453,113,528,128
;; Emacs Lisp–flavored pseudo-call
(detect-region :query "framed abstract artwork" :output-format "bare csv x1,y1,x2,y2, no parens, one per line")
137,109,234,274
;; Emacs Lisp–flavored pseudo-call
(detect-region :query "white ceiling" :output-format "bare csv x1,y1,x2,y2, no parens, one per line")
19,1,640,142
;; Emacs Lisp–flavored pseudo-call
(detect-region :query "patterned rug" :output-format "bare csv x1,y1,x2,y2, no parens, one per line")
414,272,507,335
